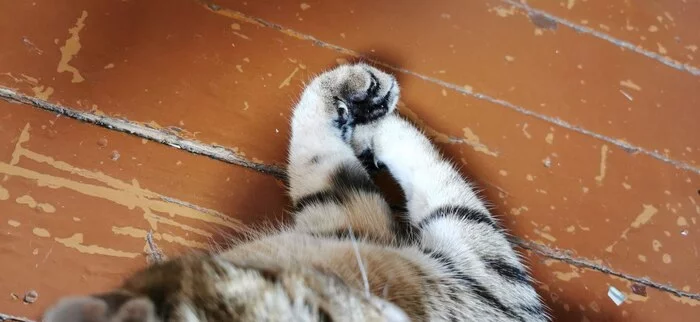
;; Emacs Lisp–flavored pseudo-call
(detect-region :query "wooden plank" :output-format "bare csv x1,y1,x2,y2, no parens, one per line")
0,102,287,318
201,0,700,166
525,0,700,68
0,0,696,289
0,0,698,319
525,251,700,321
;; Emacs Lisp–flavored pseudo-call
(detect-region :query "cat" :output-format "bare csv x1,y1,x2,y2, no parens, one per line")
43,63,547,321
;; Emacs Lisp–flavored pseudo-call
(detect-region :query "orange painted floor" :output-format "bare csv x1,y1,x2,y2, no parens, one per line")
1,1,699,321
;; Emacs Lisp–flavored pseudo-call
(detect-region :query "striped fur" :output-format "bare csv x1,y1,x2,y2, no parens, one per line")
43,63,547,322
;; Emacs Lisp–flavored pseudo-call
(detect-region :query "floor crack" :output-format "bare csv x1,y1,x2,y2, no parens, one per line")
501,0,700,76
0,313,34,322
512,237,700,300
0,87,287,181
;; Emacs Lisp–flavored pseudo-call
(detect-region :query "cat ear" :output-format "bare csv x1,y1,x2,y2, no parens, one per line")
369,297,410,322
42,296,108,322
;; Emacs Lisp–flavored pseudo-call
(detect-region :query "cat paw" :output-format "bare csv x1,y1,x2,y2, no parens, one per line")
313,63,400,127
43,293,157,322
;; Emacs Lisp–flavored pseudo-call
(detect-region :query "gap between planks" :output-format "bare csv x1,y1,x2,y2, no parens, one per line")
1,87,698,301
501,0,700,76
197,0,700,175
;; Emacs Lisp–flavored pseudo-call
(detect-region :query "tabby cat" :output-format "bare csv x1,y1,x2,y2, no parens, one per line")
43,63,547,321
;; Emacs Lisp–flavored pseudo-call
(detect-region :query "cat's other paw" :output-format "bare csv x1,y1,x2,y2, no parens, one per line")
313,63,399,127
42,293,158,322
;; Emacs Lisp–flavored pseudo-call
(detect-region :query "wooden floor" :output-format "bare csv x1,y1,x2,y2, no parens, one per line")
1,1,698,320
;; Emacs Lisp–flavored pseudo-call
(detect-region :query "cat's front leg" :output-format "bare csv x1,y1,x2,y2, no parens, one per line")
288,63,399,240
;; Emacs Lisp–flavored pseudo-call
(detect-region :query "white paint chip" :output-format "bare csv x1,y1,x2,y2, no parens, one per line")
607,286,626,306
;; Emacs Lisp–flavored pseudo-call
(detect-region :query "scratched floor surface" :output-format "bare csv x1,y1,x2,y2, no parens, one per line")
0,0,698,321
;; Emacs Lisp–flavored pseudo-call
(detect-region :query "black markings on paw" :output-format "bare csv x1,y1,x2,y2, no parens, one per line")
293,163,380,213
422,249,525,322
294,191,342,212
418,205,499,231
481,255,530,285
332,163,381,194
333,70,395,130
357,149,385,174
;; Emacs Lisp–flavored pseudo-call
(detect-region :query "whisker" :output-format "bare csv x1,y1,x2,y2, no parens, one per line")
348,225,370,299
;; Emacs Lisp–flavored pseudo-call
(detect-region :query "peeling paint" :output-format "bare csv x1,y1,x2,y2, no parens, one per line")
545,132,554,144
2,123,243,235
55,233,139,258
57,10,88,83
521,123,532,139
279,67,300,88
533,229,557,242
0,184,8,200
594,144,609,185
32,227,51,238
620,79,642,91
606,204,658,252
462,127,498,157
112,226,207,249
16,195,56,213
662,253,672,264
669,293,700,307
489,5,517,17
631,204,658,228
676,216,688,226
657,43,668,55
7,220,20,227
